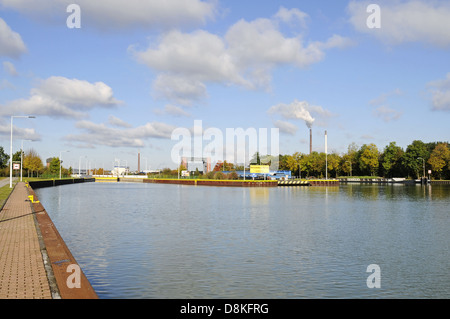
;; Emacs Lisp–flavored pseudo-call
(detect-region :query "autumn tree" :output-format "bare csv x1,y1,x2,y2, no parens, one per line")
428,143,450,180
326,153,341,178
23,149,43,177
358,143,380,176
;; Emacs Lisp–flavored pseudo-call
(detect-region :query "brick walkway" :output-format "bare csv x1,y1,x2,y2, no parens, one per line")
0,182,52,299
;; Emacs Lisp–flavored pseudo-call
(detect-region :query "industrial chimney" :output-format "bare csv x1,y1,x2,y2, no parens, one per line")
310,128,312,154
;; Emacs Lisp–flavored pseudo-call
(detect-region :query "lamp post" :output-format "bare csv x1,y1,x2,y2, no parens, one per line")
10,115,35,188
59,150,69,179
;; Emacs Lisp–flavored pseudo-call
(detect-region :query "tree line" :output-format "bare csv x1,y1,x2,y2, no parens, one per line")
2,139,449,180
0,147,72,178
277,140,450,180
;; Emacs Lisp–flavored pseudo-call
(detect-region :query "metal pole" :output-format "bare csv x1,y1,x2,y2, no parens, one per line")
325,130,328,180
10,115,35,188
20,139,23,182
10,117,13,188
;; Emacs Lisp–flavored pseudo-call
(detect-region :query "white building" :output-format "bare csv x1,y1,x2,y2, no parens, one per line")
112,165,129,176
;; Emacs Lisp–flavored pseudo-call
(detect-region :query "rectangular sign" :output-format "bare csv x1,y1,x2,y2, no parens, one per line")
181,170,190,177
13,163,20,170
250,165,270,174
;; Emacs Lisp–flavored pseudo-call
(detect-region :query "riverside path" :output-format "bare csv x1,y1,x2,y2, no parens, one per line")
0,182,97,299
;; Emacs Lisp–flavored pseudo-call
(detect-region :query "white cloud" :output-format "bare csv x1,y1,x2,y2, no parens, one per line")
152,71,207,106
369,89,404,121
348,0,450,47
3,61,18,76
108,115,132,128
0,0,216,30
369,88,403,106
132,9,352,105
373,105,403,122
273,120,298,135
274,7,309,27
65,119,176,148
0,119,41,141
0,76,122,119
427,73,450,111
0,18,27,58
154,104,191,117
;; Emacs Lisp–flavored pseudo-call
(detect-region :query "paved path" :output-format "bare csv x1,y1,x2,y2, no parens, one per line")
0,177,16,188
0,182,52,299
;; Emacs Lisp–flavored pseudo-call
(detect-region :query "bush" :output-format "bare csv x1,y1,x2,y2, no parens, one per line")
227,171,239,180
213,171,225,180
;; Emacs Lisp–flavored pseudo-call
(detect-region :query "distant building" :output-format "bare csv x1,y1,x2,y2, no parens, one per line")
181,157,211,174
112,165,129,176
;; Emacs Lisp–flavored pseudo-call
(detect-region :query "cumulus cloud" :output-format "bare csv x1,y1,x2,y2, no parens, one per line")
0,0,216,30
0,76,122,119
65,118,176,148
131,7,352,105
0,18,27,58
348,0,450,47
427,73,450,111
0,119,41,141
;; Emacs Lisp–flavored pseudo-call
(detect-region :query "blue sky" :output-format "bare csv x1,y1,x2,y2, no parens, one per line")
1,0,449,171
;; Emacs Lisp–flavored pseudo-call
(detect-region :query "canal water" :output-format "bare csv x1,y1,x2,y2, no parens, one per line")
35,182,450,299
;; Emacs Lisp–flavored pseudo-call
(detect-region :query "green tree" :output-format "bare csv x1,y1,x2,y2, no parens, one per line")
340,154,353,176
358,144,380,176
284,152,302,176
403,140,429,178
327,153,341,178
49,157,61,175
310,152,326,177
0,146,10,169
428,143,450,180
346,143,360,175
380,142,404,177
12,150,23,163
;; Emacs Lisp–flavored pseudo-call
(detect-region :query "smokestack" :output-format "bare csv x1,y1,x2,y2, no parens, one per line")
310,128,312,154
138,151,140,172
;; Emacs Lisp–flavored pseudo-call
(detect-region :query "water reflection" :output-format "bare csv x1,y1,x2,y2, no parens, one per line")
35,183,450,299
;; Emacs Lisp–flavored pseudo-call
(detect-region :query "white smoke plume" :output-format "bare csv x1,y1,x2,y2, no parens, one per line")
268,99,315,128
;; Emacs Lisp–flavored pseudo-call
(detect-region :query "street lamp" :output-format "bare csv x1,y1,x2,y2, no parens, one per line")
10,115,35,188
59,150,69,179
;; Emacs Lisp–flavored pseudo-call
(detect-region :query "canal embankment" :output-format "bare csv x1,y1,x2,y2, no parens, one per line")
0,182,97,299
27,177,95,189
